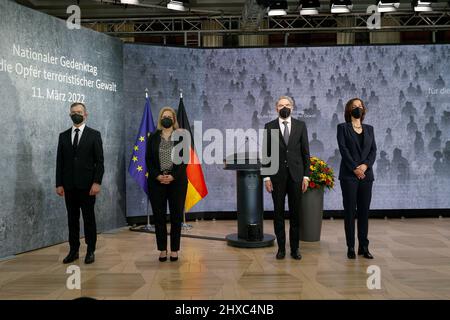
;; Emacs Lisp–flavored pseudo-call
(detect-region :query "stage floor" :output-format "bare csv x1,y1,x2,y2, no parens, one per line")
1,218,450,300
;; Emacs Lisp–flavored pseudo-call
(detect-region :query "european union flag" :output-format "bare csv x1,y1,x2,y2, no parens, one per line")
128,95,155,195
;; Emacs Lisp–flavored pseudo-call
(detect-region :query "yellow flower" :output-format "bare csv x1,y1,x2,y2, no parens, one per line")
310,165,314,171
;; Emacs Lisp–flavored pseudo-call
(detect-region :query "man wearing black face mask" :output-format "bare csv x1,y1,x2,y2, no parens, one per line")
56,102,104,264
262,96,311,260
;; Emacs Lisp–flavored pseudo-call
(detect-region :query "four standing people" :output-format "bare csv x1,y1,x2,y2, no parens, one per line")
56,96,377,263
337,98,377,259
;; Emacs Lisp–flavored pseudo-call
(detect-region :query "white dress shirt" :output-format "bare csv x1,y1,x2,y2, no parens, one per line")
279,116,291,135
71,123,86,145
264,116,309,182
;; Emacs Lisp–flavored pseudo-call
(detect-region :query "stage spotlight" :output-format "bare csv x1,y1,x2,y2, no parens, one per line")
268,1,288,16
412,0,436,12
376,1,400,13
330,0,353,14
167,0,189,11
300,0,321,15
120,0,139,4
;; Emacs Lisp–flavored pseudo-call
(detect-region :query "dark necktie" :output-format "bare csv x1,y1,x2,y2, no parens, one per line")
282,121,289,145
73,128,80,152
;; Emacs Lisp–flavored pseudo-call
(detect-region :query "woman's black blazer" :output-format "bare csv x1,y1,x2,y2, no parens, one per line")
145,129,188,184
337,122,377,181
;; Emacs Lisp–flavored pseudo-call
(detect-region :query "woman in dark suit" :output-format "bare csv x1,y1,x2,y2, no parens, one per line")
146,107,188,262
337,98,377,260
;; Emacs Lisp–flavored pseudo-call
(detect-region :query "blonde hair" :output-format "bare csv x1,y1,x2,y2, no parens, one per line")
157,106,179,130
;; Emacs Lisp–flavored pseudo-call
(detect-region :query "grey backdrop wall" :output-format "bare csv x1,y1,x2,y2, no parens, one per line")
124,44,450,216
0,1,126,258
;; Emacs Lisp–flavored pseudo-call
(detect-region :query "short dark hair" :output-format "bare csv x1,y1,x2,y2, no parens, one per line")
344,98,366,123
70,102,86,112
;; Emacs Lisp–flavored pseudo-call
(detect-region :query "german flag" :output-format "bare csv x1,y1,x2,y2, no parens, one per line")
176,97,208,212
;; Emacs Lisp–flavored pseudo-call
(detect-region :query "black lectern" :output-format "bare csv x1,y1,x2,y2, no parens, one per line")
224,152,275,248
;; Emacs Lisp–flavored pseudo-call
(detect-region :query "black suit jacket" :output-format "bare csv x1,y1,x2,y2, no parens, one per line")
262,118,311,183
56,126,104,190
145,130,188,185
337,122,377,181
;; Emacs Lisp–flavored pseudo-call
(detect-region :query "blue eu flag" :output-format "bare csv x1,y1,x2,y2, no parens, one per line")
128,95,156,195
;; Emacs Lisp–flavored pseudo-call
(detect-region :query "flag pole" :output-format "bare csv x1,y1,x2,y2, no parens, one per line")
179,88,193,232
142,88,155,233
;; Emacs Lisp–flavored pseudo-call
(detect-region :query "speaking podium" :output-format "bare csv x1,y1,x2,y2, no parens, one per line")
224,152,275,248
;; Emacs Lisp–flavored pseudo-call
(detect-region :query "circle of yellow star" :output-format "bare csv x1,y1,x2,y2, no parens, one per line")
132,156,138,162
134,145,139,151
139,136,145,142
137,165,143,172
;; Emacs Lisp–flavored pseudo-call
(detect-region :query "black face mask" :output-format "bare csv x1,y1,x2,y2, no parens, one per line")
351,108,362,119
161,117,173,129
71,113,84,125
279,107,291,119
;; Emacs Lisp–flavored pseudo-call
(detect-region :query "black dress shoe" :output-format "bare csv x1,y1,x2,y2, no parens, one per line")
290,249,302,260
159,251,168,262
358,247,374,259
84,252,95,264
276,249,286,260
63,252,79,264
170,251,179,262
347,248,356,259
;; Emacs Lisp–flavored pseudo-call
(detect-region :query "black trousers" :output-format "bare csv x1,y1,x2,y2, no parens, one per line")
64,189,97,253
148,180,188,252
271,167,302,252
340,179,373,249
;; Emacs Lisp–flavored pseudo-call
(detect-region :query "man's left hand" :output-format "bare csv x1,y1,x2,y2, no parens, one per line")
89,183,101,196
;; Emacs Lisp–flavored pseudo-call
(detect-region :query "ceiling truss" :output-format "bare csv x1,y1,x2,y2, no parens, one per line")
81,11,450,39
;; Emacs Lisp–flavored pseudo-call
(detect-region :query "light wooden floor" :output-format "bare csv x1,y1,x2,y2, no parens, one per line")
1,218,450,300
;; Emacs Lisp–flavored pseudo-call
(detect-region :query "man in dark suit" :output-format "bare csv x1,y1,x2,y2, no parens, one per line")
262,96,311,260
56,102,104,264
